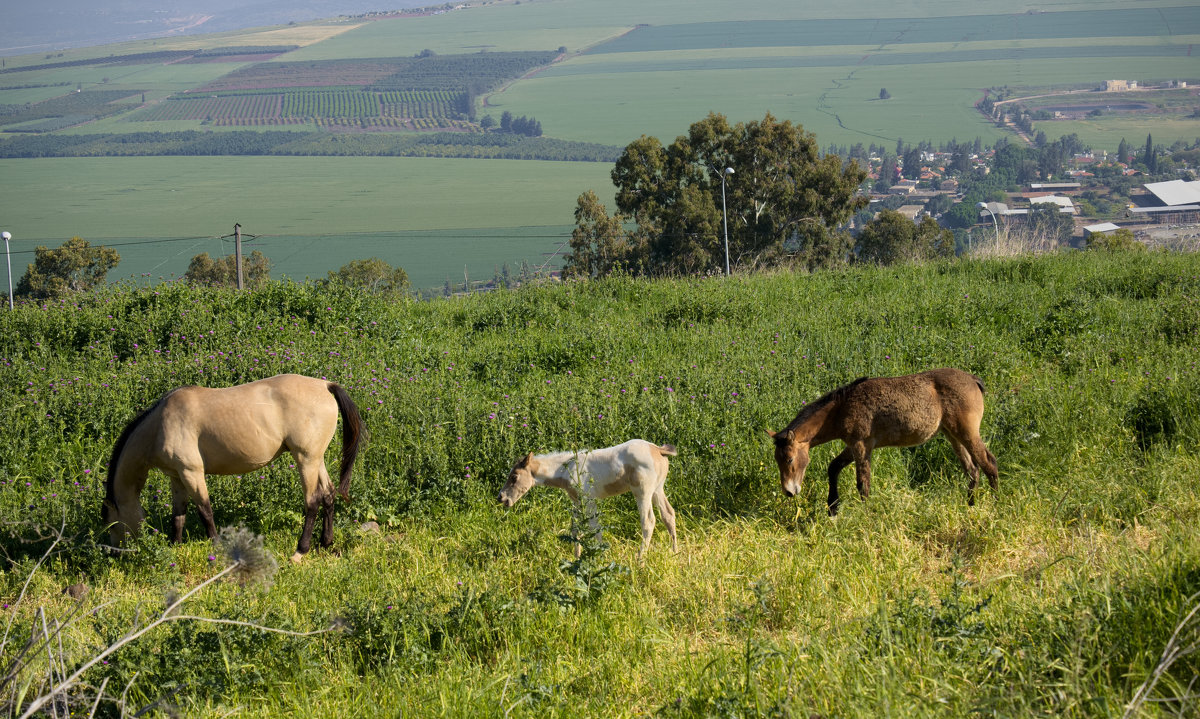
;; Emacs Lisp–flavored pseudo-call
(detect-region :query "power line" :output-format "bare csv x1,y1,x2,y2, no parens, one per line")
4,235,214,257
6,230,575,256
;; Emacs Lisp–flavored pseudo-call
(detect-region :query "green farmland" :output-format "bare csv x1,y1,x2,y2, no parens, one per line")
0,0,1198,286
0,156,612,288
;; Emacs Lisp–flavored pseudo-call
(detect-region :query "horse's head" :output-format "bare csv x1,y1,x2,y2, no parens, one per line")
499,452,536,508
767,429,810,498
101,497,144,547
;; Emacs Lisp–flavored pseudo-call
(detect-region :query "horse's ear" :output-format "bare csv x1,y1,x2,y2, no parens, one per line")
522,452,534,466
765,429,777,439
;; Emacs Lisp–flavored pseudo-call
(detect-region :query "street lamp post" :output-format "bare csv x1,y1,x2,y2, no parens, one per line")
976,201,998,253
720,166,734,276
1,231,11,310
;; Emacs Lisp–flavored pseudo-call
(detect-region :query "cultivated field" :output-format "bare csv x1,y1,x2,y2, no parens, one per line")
0,156,611,288
2,251,1199,716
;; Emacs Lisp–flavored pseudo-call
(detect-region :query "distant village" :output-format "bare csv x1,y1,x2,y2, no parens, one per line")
843,76,1200,249
866,148,1197,230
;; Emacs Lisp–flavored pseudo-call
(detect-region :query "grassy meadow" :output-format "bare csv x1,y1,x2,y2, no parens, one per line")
2,250,1200,716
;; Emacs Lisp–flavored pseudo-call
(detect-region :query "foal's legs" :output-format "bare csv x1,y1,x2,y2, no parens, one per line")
652,487,678,552
634,485,657,560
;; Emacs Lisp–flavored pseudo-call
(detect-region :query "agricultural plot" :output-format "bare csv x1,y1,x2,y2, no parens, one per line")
585,6,1200,54
0,89,144,130
134,94,284,122
0,83,75,106
0,155,613,288
199,60,404,91
118,53,553,128
507,47,1198,148
1039,115,1200,152
130,89,470,128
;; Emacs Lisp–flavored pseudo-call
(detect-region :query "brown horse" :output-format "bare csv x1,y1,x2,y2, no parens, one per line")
767,368,997,514
102,374,364,562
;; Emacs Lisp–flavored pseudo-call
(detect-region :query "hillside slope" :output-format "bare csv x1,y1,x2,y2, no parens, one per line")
2,251,1199,716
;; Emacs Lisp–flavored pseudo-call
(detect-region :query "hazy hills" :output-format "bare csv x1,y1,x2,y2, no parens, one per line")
1,0,428,56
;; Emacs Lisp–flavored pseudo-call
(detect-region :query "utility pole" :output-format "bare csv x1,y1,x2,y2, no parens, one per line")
234,223,243,290
2,231,12,310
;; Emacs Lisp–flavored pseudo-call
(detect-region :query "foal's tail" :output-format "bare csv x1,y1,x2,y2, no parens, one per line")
328,383,365,503
653,444,677,485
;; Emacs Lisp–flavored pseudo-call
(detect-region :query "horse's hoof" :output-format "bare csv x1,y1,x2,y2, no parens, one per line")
290,552,305,564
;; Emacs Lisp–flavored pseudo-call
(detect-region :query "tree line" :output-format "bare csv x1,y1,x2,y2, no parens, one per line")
13,240,411,300
479,111,543,137
563,113,963,278
0,130,620,162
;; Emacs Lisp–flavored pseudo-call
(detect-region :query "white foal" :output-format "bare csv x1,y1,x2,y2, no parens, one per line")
498,439,679,558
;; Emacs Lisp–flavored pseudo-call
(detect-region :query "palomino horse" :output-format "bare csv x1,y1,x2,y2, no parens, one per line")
102,374,364,562
499,439,679,558
768,368,998,515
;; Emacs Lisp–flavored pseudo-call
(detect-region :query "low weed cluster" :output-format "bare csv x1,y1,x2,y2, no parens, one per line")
2,251,1200,715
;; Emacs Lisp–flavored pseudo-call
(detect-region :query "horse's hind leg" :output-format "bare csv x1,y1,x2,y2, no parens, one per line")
652,488,678,552
975,441,999,492
318,463,336,550
292,453,329,563
947,435,981,506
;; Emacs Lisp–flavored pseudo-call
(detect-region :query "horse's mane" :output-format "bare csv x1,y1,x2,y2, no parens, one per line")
782,377,869,435
104,391,177,510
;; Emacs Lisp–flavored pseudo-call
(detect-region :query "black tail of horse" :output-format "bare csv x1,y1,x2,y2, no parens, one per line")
328,383,365,504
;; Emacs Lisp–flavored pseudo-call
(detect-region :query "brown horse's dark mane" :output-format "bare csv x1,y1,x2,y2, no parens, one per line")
105,389,185,511
782,377,868,435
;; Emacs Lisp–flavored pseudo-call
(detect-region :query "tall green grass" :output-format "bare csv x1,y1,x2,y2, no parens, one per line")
2,251,1200,716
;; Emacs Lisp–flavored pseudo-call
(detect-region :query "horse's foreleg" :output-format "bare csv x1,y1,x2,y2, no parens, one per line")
165,476,188,543
851,443,873,505
195,498,217,540
178,469,217,540
826,448,853,516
